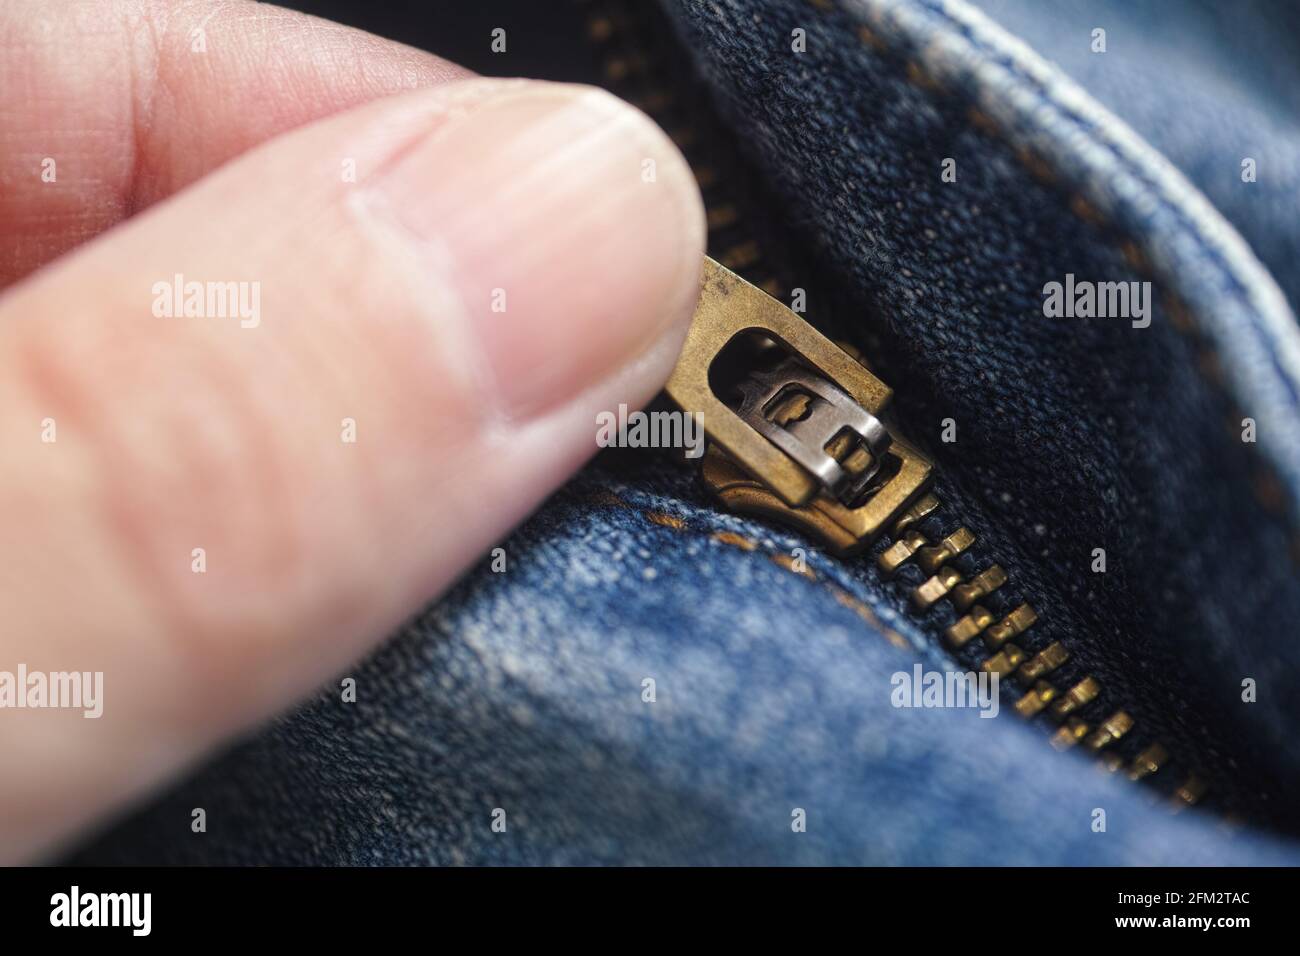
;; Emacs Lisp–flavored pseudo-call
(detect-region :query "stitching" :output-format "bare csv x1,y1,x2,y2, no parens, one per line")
590,491,917,651
902,0,1300,410
913,1,1257,302
828,0,1299,539
711,530,758,551
646,511,688,530
580,1,1287,808
589,490,1217,805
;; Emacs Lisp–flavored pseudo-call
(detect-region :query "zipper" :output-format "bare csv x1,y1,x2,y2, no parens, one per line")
672,255,1200,791
580,0,1213,813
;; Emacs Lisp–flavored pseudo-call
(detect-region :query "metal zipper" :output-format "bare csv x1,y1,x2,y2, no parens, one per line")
581,0,1209,811
667,257,1204,806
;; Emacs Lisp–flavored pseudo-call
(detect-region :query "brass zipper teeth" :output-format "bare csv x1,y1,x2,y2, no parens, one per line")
582,0,1207,810
581,0,786,300
879,493,1204,803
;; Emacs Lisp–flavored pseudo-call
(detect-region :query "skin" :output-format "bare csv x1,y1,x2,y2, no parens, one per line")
0,0,705,862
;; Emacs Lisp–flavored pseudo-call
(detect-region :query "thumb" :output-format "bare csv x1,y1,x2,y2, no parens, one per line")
0,78,704,860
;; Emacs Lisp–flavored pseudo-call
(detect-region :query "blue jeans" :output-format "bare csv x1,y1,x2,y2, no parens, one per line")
69,0,1300,865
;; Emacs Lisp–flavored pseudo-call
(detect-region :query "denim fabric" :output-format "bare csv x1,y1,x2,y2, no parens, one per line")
973,0,1300,321
67,459,1300,865
660,0,1300,821
69,0,1300,864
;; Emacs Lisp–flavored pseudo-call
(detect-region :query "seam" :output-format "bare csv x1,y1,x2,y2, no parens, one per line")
831,0,1300,542
600,493,919,652
894,0,1300,420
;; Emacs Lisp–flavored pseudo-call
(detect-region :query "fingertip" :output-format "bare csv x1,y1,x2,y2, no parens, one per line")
359,79,706,420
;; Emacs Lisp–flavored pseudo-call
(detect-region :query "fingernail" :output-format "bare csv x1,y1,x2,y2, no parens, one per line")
366,80,705,419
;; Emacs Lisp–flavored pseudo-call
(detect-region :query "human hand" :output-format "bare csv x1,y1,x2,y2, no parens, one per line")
0,0,704,862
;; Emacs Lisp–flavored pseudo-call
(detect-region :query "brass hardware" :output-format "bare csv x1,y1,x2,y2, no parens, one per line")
700,443,932,556
878,530,928,575
1015,641,1069,684
721,240,762,271
915,527,976,573
892,494,940,536
706,205,739,230
947,601,1037,650
1083,711,1134,751
913,566,965,610
1128,744,1169,781
1051,718,1090,751
949,564,1007,611
1049,677,1100,719
916,563,1006,612
883,525,975,576
946,606,996,648
982,643,1026,678
597,8,1201,811
732,355,891,503
667,257,897,509
1015,680,1058,717
983,603,1037,649
1174,775,1208,808
1100,752,1126,773
660,259,1194,806
675,258,931,554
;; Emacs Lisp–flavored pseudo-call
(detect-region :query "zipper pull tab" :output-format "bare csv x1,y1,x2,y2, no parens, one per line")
665,257,932,555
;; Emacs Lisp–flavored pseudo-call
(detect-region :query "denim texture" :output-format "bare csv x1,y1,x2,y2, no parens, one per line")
68,460,1300,866
974,0,1300,321
660,0,1300,822
69,0,1300,864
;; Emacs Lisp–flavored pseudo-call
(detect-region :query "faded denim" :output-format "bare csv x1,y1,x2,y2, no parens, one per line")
69,0,1300,865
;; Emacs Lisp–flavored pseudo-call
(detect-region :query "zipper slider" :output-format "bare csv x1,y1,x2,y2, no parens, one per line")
665,257,932,555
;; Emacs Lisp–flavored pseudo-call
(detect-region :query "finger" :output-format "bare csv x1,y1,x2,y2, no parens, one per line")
0,76,705,862
0,0,470,286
